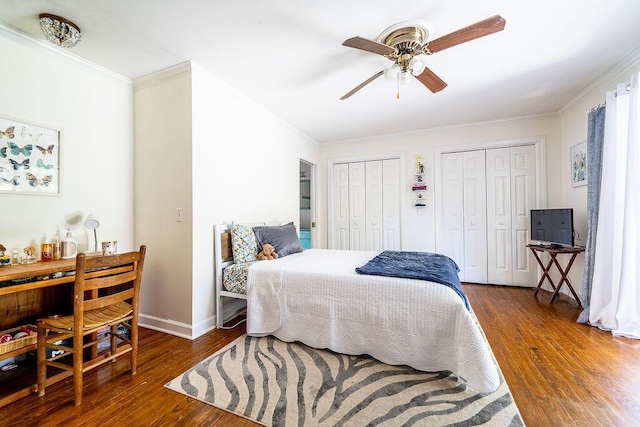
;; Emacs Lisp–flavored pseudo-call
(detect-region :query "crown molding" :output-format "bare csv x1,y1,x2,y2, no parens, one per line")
322,112,558,146
0,21,131,87
132,61,192,91
559,46,640,114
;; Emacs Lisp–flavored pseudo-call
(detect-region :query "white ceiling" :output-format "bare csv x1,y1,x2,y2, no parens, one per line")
1,0,640,143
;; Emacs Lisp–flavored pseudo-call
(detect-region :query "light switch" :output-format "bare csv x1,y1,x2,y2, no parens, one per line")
176,207,184,222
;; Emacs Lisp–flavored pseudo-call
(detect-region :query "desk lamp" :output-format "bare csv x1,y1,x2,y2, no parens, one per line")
84,213,100,252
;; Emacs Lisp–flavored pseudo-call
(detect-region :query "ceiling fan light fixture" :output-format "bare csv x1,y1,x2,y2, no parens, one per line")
400,72,414,85
39,13,81,48
384,63,400,80
340,15,505,99
409,55,428,76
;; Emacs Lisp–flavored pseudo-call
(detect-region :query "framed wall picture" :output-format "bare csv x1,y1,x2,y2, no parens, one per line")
0,115,61,195
570,141,587,187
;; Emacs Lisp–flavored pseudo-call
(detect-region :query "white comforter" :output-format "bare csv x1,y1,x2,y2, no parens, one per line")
246,249,500,393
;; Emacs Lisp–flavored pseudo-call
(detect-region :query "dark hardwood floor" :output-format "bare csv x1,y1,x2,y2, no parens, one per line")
1,284,639,426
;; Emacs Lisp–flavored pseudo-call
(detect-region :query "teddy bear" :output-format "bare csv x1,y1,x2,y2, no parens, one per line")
257,243,279,260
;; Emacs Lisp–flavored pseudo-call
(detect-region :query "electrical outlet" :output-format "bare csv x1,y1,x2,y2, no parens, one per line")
176,207,184,222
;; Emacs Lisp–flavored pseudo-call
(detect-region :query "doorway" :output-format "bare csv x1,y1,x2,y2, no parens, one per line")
299,160,315,249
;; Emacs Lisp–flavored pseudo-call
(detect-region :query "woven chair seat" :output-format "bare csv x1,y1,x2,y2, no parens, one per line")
43,301,133,330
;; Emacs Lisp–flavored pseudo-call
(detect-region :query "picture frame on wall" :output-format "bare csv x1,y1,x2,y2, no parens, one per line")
0,115,61,195
570,141,587,187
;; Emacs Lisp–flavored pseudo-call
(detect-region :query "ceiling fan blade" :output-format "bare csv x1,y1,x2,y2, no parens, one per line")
342,36,396,56
415,67,447,93
340,71,384,100
424,15,506,54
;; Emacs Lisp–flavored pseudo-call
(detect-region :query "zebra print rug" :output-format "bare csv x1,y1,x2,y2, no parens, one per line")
166,335,523,426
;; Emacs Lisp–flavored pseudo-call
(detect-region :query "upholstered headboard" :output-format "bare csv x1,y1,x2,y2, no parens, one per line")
219,228,233,262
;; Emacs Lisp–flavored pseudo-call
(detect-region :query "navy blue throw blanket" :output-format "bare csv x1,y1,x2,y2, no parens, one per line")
355,251,469,310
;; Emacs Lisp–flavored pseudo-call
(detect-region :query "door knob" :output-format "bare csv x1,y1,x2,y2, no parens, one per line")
499,222,505,226
471,221,477,226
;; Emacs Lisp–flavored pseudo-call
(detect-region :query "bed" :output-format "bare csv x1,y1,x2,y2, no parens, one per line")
214,223,500,393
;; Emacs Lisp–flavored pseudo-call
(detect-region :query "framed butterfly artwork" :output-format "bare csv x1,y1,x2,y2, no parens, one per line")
0,115,61,195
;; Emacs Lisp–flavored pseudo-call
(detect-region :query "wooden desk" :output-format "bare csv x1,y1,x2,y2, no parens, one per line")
0,257,98,408
527,244,585,306
1,258,82,294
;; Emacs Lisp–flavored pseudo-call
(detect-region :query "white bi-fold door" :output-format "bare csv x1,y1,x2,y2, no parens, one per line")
440,151,487,283
439,145,536,286
486,146,537,286
331,159,401,251
331,163,350,250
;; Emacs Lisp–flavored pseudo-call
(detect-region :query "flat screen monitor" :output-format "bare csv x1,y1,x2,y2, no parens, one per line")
530,208,574,247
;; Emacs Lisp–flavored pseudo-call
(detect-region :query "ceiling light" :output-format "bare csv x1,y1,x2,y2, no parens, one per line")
409,55,428,76
384,63,400,80
400,72,414,85
39,13,81,48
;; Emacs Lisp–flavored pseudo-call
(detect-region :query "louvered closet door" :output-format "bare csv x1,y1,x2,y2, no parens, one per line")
440,153,466,279
510,145,536,287
332,163,350,250
349,162,366,251
463,151,488,283
382,158,401,250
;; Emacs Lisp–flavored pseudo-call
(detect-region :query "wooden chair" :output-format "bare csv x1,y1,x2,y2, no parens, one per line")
37,245,146,406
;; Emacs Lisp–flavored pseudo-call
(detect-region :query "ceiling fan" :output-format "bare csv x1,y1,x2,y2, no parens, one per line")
340,15,506,100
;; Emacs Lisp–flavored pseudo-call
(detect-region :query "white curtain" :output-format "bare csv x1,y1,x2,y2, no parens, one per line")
588,72,640,339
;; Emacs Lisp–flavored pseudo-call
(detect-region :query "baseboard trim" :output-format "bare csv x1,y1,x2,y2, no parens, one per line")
139,313,193,340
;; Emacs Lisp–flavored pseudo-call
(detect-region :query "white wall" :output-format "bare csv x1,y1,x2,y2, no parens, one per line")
191,63,319,335
134,62,320,338
0,27,134,259
319,115,562,253
134,67,194,335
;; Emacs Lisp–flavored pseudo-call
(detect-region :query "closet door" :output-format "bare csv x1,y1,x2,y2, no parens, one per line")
463,151,488,283
332,163,350,250
439,145,538,286
440,153,465,279
486,148,512,284
330,158,402,251
486,146,537,286
349,162,366,251
382,158,401,250
365,161,383,251
510,145,536,287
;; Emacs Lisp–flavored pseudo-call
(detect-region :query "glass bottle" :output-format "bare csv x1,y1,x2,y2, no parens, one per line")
41,234,53,262
52,232,62,261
